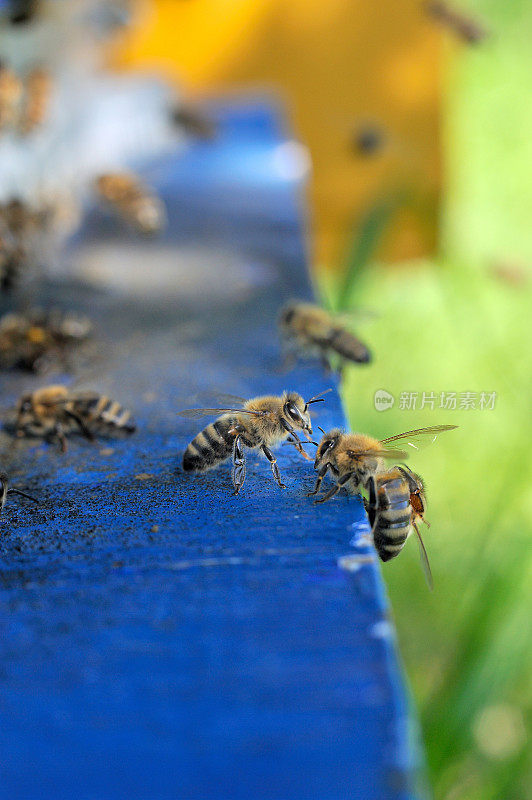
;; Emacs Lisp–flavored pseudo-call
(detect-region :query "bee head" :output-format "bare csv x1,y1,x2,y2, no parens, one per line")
283,391,312,435
314,428,342,470
279,302,297,329
17,393,33,416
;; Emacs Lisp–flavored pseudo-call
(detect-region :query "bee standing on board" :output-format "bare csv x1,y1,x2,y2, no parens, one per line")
18,66,52,135
95,173,167,236
179,390,329,495
0,472,38,515
279,301,371,374
14,386,136,452
425,1,488,44
365,465,433,588
0,308,92,372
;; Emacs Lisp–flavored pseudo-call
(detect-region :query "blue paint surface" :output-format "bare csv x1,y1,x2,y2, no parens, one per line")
0,104,421,799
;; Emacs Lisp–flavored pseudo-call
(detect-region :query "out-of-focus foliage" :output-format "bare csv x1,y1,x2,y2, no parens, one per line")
326,2,532,798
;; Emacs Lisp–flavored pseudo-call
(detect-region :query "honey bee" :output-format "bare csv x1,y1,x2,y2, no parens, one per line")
0,471,38,515
0,198,51,291
279,301,371,373
366,465,433,588
179,390,329,495
425,1,488,44
18,66,52,135
171,103,217,140
311,425,456,502
0,308,92,371
14,385,136,452
0,60,23,132
95,173,166,236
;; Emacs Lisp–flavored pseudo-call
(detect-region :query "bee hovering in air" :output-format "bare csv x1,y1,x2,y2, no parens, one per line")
14,385,136,452
279,301,371,374
425,1,488,44
0,308,92,372
179,390,329,495
94,172,167,236
365,464,433,588
0,472,38,516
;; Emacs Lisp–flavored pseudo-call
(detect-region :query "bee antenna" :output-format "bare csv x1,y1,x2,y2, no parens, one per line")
305,388,332,410
317,426,326,435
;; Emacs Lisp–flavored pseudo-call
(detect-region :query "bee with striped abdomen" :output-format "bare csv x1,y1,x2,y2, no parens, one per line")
310,424,457,503
179,390,329,495
0,308,92,372
0,471,38,515
366,465,433,588
14,385,136,452
279,301,371,373
95,172,166,236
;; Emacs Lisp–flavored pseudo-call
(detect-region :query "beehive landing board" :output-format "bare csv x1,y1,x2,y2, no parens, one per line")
0,104,420,800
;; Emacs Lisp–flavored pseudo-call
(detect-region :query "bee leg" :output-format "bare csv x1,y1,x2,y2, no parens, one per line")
314,483,340,504
307,463,329,496
65,409,95,442
365,476,378,530
261,445,286,489
0,473,8,513
51,424,68,453
231,435,246,495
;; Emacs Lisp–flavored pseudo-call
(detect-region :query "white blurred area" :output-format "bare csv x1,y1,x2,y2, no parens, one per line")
0,0,182,242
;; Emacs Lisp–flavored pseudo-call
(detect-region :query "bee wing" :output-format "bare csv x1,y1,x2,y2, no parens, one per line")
346,447,409,461
413,524,434,591
177,407,262,419
380,425,458,452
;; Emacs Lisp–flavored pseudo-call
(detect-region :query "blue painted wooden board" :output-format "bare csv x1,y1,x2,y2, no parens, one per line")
0,104,421,800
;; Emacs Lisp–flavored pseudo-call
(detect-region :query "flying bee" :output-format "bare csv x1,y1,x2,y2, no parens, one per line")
310,425,457,503
18,66,52,135
279,301,371,374
95,172,166,235
365,465,433,588
0,308,92,371
425,1,488,44
0,471,38,515
0,60,23,132
14,385,136,452
178,390,329,495
171,103,218,140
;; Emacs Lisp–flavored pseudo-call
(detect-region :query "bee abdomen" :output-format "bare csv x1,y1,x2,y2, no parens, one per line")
183,417,235,473
372,478,412,562
328,328,371,363
77,396,136,436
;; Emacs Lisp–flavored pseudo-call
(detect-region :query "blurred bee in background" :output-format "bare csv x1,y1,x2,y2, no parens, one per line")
14,385,136,452
171,103,218,141
0,471,38,515
0,60,23,132
279,301,371,374
18,66,52,135
95,172,167,236
0,198,51,291
0,308,92,372
425,1,488,45
179,390,329,495
365,464,433,588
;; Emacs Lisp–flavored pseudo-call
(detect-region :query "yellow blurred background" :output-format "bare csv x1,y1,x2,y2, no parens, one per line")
112,0,442,272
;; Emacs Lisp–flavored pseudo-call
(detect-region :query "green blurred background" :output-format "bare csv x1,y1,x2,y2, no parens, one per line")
322,3,532,797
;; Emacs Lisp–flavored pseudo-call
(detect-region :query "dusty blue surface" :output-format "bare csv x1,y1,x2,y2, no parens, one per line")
0,104,420,799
